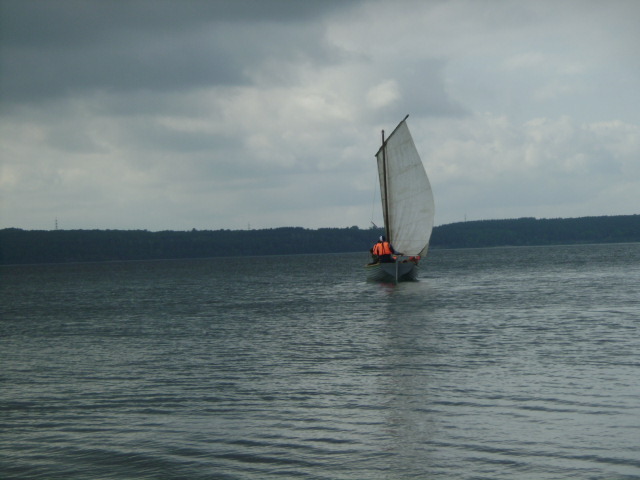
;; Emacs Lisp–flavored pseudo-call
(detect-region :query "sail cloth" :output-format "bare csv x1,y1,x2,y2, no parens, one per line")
376,119,435,256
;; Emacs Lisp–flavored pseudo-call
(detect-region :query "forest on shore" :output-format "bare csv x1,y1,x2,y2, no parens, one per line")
1,215,639,265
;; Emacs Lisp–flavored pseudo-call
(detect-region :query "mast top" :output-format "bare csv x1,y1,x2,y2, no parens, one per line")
376,114,410,156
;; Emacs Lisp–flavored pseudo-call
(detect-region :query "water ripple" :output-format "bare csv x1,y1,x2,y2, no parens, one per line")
2,245,640,479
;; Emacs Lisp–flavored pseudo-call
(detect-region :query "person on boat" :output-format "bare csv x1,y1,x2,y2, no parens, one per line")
372,236,398,263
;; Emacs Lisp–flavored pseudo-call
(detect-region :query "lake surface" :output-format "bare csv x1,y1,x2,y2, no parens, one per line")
2,243,640,479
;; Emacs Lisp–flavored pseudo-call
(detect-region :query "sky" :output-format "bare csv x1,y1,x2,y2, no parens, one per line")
1,0,639,231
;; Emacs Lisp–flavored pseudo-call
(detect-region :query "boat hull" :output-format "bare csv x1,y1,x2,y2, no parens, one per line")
365,261,419,282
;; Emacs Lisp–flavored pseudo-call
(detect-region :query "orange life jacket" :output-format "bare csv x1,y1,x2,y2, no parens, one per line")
373,241,392,256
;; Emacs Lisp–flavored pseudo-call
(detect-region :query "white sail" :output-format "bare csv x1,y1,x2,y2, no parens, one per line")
376,119,435,256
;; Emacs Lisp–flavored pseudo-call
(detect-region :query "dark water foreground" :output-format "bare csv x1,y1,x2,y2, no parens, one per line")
2,244,639,479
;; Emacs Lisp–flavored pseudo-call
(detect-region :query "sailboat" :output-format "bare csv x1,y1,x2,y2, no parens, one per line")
366,115,435,282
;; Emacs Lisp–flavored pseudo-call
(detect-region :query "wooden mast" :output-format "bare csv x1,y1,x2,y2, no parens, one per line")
379,115,409,245
381,129,391,243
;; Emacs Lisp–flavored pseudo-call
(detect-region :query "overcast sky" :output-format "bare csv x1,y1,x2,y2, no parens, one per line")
1,0,639,231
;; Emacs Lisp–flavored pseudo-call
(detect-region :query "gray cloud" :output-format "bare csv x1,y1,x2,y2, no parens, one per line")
0,0,351,104
1,0,638,231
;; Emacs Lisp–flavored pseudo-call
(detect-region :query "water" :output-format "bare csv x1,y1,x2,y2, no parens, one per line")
2,243,640,479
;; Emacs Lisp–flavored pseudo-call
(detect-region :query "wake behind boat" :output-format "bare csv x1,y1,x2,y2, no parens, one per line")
366,115,435,282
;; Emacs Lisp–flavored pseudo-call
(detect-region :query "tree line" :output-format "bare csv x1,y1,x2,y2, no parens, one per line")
1,215,639,265
433,215,640,249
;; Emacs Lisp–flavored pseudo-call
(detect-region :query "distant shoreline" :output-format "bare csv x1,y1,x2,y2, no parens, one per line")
2,214,639,265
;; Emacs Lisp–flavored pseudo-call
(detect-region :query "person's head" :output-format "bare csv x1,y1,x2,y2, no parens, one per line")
380,236,385,242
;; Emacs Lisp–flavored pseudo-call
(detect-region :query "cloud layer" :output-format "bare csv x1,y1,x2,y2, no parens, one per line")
1,0,639,230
